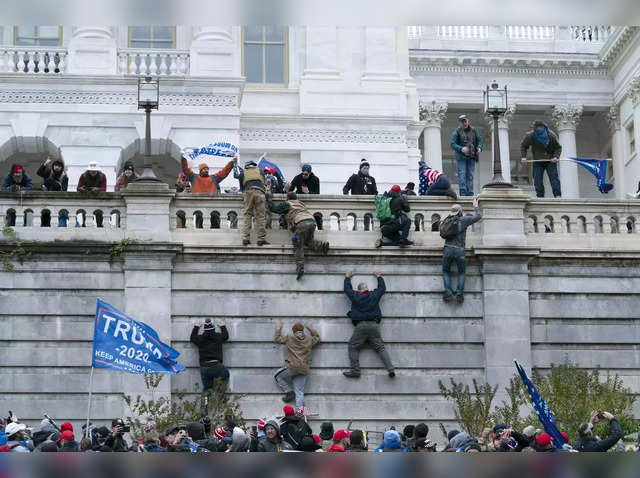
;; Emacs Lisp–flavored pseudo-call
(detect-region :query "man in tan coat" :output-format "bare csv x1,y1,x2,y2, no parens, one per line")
274,322,320,410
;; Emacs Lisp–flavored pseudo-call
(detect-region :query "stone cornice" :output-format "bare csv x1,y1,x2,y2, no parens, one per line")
410,54,609,78
418,100,448,127
551,104,583,131
239,128,406,144
600,26,640,67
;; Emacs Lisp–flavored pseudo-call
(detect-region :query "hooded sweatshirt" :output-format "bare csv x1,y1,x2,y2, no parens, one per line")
375,430,407,453
228,427,250,452
520,122,562,161
37,159,68,191
256,420,293,452
274,328,320,375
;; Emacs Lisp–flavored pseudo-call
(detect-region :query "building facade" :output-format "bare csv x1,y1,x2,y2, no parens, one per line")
0,25,639,198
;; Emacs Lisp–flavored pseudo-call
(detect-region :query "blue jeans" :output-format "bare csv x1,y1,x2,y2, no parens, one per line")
532,161,562,198
456,156,475,196
426,176,451,196
200,363,230,392
442,246,466,295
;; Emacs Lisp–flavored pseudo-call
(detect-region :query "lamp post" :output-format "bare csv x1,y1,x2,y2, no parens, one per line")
483,81,515,189
136,76,161,182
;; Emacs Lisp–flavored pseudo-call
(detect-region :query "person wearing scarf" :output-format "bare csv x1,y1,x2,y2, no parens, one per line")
520,120,563,198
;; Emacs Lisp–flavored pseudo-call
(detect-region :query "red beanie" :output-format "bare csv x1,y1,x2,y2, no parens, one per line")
283,406,295,417
312,434,322,445
12,166,23,174
257,418,267,431
61,422,73,432
57,430,75,442
391,185,402,193
561,432,569,443
213,427,226,440
536,433,552,448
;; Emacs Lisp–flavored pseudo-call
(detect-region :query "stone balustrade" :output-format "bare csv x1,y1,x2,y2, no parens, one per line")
0,47,67,74
2,190,640,250
117,48,190,76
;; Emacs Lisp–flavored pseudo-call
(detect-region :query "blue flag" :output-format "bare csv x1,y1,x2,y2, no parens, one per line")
567,157,614,194
92,299,185,375
515,361,566,449
257,156,286,184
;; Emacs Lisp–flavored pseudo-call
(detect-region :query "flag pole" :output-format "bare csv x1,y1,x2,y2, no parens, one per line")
85,365,95,439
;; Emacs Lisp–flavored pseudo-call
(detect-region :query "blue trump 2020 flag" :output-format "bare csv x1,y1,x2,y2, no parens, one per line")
515,360,566,449
567,157,614,194
257,155,287,184
92,299,185,375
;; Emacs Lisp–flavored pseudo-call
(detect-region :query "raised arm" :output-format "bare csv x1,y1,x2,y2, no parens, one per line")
213,160,234,180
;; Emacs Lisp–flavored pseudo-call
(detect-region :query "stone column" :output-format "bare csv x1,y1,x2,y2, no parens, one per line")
552,104,583,199
407,121,425,185
607,105,625,200
66,26,117,75
419,101,447,171
630,78,640,196
485,105,516,183
190,27,240,77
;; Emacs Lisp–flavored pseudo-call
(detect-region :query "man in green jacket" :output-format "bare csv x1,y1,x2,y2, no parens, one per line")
268,191,329,279
274,322,320,410
520,120,563,198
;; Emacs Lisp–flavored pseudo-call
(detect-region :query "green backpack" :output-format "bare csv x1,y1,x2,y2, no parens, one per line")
374,194,395,221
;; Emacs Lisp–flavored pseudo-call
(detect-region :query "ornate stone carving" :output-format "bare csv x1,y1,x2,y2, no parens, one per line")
0,90,239,107
418,100,447,127
551,104,583,131
406,121,424,149
607,105,621,132
628,76,640,107
485,104,517,130
240,129,405,144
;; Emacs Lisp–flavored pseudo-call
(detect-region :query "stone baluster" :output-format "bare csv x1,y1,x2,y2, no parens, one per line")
159,54,168,76
27,51,36,73
148,53,158,75
16,51,25,72
57,52,66,73
169,53,178,76
552,104,583,199
47,52,56,73
419,100,448,171
118,52,127,74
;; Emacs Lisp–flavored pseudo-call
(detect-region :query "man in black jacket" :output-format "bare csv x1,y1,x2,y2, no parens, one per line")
574,411,622,452
375,185,413,248
342,270,394,379
288,164,320,194
343,158,378,195
190,318,230,391
37,157,68,191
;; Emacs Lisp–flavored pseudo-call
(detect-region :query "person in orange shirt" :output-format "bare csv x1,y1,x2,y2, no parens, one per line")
180,154,236,194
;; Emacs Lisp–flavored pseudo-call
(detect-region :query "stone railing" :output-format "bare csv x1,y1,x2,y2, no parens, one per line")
117,48,190,76
0,46,67,74
437,26,489,40
2,191,640,250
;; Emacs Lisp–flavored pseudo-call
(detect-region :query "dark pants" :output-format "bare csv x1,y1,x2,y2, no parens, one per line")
293,219,327,268
442,246,466,296
200,363,230,392
532,161,562,198
381,216,411,245
348,321,394,372
426,176,451,196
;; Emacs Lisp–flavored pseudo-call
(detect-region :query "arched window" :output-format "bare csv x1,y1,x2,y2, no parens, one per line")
176,210,186,229
210,211,221,229
41,209,51,227
194,211,204,229
227,211,238,229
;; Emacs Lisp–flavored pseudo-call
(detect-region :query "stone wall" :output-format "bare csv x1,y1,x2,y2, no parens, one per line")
1,186,639,441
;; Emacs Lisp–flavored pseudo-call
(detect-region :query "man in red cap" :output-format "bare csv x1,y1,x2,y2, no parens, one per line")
328,429,350,452
2,164,33,192
279,405,313,451
57,430,80,452
375,185,413,248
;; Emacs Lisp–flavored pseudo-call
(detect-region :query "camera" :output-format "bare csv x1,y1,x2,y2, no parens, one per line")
112,418,130,433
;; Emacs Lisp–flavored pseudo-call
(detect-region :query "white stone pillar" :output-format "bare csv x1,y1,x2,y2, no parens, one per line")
630,79,640,197
607,105,625,199
419,101,447,171
485,105,516,183
190,27,240,77
407,121,425,184
66,26,117,75
552,104,583,199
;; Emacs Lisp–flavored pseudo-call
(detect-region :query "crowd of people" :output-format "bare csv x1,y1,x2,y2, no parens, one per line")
0,408,627,453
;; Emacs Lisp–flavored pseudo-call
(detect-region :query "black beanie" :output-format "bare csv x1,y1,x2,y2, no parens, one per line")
319,422,334,441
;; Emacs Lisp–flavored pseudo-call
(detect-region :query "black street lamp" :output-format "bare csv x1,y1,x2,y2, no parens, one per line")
483,81,515,189
136,76,161,182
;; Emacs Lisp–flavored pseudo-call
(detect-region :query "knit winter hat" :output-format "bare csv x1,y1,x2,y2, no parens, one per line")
203,319,214,331
12,165,23,174
350,429,364,447
57,430,74,443
198,163,209,171
312,434,322,445
319,422,334,441
536,433,552,448
301,164,312,172
60,422,73,433
257,418,267,431
391,185,402,193
522,425,537,438
359,158,370,170
213,427,226,440
451,204,463,215
283,406,295,417
292,322,304,333
561,432,570,443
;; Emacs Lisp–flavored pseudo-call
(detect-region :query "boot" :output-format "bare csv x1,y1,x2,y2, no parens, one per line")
322,242,330,254
343,369,361,378
282,391,295,403
242,239,251,246
257,240,270,246
296,264,305,281
446,187,458,200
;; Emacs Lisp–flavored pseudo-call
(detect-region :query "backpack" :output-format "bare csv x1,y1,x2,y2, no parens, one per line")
439,214,461,239
281,419,312,451
374,194,395,221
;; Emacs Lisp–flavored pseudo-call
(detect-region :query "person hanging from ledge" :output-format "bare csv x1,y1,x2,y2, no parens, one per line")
267,191,329,279
520,120,562,198
288,164,320,195
180,153,236,194
2,164,33,192
190,318,230,393
37,156,68,191
418,161,457,199
236,160,269,246
274,321,320,414
76,161,106,192
114,161,139,192
342,270,395,379
343,158,378,195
